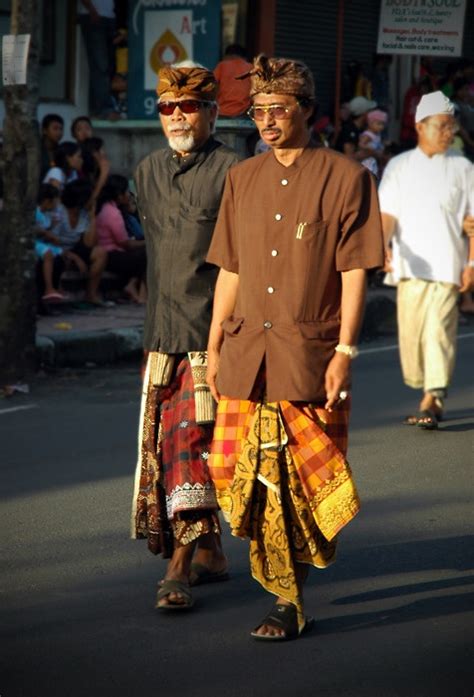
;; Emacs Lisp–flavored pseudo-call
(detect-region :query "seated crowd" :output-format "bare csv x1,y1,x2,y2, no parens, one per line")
36,113,146,308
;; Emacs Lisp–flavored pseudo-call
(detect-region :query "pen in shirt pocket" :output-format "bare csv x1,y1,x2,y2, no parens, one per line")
296,222,308,239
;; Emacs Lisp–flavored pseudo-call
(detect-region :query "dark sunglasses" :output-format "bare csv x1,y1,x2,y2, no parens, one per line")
157,99,211,116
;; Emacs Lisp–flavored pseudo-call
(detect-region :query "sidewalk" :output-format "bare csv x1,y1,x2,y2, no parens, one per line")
35,286,398,368
36,301,145,367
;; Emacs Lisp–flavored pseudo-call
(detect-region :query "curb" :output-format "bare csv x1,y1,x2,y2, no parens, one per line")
36,327,143,368
35,296,397,369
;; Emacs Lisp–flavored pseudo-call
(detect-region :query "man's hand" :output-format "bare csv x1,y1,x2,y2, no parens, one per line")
206,347,221,403
324,352,351,411
383,246,393,273
460,264,474,293
462,215,474,238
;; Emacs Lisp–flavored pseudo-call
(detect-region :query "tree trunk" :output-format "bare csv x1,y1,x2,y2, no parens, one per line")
0,0,41,383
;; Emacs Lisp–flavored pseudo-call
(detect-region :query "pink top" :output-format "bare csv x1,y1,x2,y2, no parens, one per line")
96,201,127,252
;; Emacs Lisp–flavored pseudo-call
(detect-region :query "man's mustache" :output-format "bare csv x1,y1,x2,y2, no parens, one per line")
168,124,192,133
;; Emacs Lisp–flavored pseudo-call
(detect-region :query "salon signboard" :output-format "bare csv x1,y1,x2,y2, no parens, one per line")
377,0,467,56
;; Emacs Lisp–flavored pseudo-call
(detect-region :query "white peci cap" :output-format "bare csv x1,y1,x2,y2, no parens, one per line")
415,90,455,123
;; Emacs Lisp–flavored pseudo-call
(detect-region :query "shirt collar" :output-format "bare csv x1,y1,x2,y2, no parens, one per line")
268,139,323,172
167,136,217,173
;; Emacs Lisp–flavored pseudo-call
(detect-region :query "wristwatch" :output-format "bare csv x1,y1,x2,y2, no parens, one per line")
335,343,359,359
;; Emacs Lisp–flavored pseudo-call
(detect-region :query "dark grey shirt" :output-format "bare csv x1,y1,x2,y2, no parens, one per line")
134,136,240,352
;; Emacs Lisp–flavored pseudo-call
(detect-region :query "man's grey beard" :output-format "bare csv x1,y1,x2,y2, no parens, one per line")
168,132,196,152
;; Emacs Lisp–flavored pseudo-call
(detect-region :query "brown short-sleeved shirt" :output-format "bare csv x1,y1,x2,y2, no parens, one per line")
206,145,384,402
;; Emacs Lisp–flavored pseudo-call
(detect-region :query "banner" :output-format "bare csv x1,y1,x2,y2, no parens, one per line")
377,0,467,56
128,0,221,119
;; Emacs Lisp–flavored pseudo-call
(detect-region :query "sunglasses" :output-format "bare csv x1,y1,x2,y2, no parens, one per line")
157,99,211,116
247,104,296,121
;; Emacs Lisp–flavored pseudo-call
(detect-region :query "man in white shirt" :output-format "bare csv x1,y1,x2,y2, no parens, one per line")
379,91,474,429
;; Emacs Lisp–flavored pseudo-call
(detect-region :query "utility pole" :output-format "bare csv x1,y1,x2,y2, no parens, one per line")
0,0,40,385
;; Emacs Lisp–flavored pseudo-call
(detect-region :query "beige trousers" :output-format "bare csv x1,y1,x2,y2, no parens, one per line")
397,279,459,393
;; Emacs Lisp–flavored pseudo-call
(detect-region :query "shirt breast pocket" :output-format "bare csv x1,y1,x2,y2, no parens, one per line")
440,186,462,214
294,219,327,243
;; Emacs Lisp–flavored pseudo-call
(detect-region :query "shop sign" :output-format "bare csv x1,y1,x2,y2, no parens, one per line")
128,0,221,119
377,0,467,56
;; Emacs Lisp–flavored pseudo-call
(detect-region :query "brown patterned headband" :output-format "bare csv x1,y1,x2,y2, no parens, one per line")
237,54,315,100
157,66,218,100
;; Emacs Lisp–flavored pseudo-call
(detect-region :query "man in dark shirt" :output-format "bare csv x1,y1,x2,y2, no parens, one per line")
131,63,240,611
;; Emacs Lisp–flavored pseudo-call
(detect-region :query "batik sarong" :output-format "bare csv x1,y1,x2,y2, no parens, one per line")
208,389,359,630
131,353,220,557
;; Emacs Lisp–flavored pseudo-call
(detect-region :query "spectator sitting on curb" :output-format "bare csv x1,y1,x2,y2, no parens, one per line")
40,113,64,180
120,187,144,240
35,184,67,303
96,174,147,303
43,141,83,191
71,115,93,143
52,179,109,306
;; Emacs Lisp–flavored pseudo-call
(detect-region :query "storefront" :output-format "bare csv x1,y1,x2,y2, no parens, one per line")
1,0,473,174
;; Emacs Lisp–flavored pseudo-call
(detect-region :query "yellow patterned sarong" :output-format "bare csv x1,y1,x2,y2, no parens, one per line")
208,398,360,630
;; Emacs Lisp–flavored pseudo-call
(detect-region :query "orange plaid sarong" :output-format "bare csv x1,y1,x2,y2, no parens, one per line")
209,397,360,630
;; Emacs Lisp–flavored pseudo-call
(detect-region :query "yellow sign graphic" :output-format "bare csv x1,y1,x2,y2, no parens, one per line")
149,29,188,73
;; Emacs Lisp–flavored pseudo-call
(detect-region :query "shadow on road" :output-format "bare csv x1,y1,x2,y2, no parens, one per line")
317,591,474,634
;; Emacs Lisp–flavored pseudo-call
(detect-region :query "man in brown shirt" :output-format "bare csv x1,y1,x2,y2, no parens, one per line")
206,55,384,640
131,63,240,611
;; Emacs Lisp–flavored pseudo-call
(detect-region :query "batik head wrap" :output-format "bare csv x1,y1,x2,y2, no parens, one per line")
157,66,218,101
238,54,315,100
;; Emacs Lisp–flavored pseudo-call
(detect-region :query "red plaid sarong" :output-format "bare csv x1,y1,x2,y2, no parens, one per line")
131,354,218,555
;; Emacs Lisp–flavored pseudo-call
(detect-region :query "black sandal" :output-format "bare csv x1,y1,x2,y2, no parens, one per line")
250,603,314,641
155,579,194,611
417,409,440,430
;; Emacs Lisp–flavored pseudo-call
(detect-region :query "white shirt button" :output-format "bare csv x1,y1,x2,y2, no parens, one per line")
263,321,273,329
267,286,274,294
271,249,278,257
281,179,288,186
275,213,282,221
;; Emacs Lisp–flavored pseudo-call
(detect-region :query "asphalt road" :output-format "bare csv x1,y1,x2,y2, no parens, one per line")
1,333,473,697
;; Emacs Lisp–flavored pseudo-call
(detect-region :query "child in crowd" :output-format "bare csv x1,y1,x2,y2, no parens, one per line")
35,184,66,302
359,109,388,178
96,175,146,303
52,179,108,306
71,115,93,143
43,141,83,190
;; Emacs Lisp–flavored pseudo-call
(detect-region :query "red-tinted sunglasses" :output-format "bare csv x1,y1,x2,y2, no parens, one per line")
157,99,211,116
